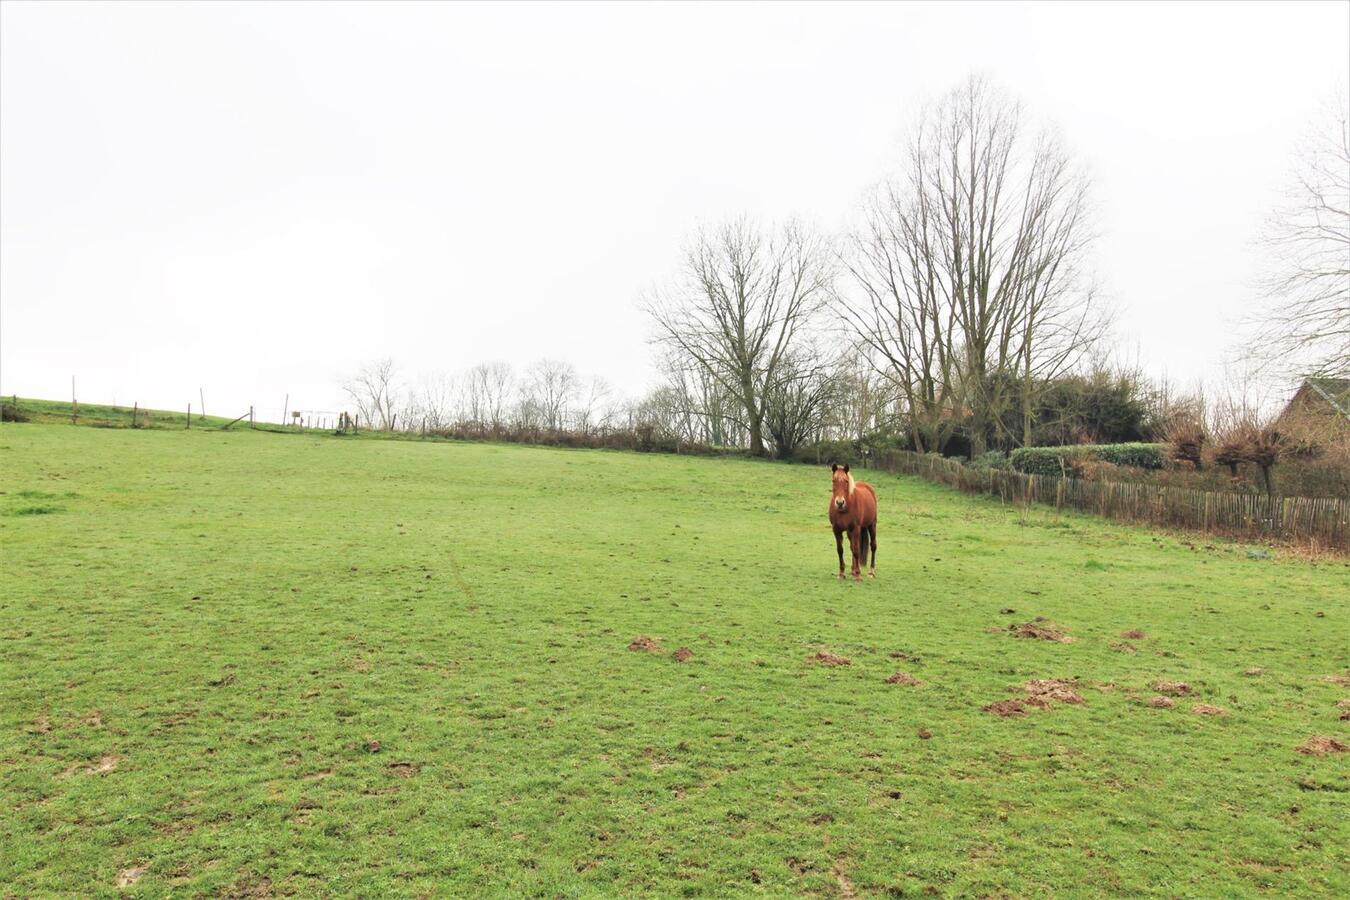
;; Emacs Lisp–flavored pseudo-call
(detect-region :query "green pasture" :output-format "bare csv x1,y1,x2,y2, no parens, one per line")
1,423,1346,896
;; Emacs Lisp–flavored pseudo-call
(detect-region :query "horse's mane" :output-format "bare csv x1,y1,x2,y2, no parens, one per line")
847,473,856,496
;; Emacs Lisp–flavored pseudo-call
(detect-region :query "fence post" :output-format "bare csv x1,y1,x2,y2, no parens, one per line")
133,402,138,428
187,403,191,429
249,406,255,429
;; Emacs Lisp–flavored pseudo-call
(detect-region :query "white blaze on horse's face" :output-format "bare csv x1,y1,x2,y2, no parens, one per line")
831,470,852,512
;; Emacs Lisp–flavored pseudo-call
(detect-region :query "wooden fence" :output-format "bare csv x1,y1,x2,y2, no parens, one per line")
871,450,1349,551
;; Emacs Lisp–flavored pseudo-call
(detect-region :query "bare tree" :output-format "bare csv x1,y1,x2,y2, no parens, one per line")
762,346,842,459
343,357,401,430
842,76,1105,454
523,358,579,431
414,371,459,430
645,217,834,455
830,349,899,443
1250,91,1350,379
573,376,614,435
463,361,513,432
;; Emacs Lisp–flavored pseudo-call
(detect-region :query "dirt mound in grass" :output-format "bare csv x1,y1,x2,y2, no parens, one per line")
1244,667,1265,676
885,671,920,686
1190,704,1227,716
1120,629,1147,640
810,651,851,667
983,699,1027,717
1321,671,1350,686
1023,679,1084,705
1151,680,1193,696
1148,696,1175,708
386,761,419,777
1111,642,1138,653
628,636,664,653
672,647,693,662
1008,619,1072,642
1295,735,1348,756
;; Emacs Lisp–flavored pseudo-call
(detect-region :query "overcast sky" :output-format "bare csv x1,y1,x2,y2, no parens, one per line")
2,1,1347,421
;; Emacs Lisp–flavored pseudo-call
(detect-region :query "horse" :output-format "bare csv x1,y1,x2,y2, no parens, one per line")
828,463,877,581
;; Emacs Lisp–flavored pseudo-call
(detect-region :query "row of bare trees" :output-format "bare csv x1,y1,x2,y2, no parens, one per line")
645,76,1107,458
343,358,618,436
342,76,1345,463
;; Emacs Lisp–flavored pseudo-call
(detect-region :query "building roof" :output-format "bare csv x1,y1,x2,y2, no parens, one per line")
1300,377,1350,422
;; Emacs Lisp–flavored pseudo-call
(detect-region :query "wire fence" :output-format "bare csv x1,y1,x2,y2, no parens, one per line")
871,449,1349,551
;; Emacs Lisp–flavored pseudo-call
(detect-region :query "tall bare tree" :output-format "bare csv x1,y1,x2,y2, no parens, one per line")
407,371,459,430
343,357,401,430
645,218,834,455
463,361,513,432
1251,91,1350,379
573,376,615,435
762,345,841,459
842,76,1104,454
523,358,579,431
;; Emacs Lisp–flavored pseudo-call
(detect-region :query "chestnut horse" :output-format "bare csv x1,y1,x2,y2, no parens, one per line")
828,463,877,580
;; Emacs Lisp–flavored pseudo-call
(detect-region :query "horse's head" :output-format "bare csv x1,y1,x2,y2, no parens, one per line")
830,463,854,513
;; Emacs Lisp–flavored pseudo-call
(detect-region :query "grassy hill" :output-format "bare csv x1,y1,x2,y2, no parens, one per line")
4,396,256,430
1,422,1346,895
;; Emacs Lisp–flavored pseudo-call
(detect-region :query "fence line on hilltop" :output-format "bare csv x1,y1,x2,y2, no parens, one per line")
870,450,1348,551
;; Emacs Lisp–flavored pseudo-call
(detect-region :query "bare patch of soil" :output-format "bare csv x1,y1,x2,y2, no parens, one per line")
917,728,932,739
1111,642,1137,653
627,635,664,653
885,671,920,686
1321,671,1350,686
983,699,1027,717
1024,679,1084,705
1295,735,1348,756
1148,696,1175,708
1244,667,1265,676
62,754,120,777
672,647,693,662
116,866,149,887
1120,629,1147,640
386,761,419,777
1191,704,1227,716
1008,619,1071,642
833,860,857,899
1151,680,1193,696
810,651,851,667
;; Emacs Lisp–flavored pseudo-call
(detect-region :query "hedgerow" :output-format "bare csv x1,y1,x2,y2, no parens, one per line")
1009,442,1165,475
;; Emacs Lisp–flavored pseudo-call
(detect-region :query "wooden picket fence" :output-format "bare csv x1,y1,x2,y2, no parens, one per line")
871,450,1349,551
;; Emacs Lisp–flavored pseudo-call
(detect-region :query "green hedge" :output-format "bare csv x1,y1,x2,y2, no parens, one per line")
1009,443,1165,476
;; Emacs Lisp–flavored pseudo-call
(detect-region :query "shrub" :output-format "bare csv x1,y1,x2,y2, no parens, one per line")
1009,446,1077,476
1094,443,1166,469
968,451,1011,472
1,401,28,422
1010,443,1165,476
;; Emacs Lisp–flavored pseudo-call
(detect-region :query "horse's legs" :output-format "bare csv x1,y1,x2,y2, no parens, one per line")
868,523,877,578
849,526,863,580
834,527,846,579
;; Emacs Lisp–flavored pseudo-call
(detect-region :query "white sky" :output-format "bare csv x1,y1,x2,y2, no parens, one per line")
2,0,1347,421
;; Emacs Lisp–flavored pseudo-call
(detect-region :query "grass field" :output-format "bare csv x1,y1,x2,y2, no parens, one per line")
2,423,1347,897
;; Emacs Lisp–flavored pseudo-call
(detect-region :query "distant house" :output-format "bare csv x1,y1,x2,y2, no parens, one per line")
1278,377,1350,430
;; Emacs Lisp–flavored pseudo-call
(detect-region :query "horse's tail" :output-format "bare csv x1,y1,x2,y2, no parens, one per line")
857,527,870,569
